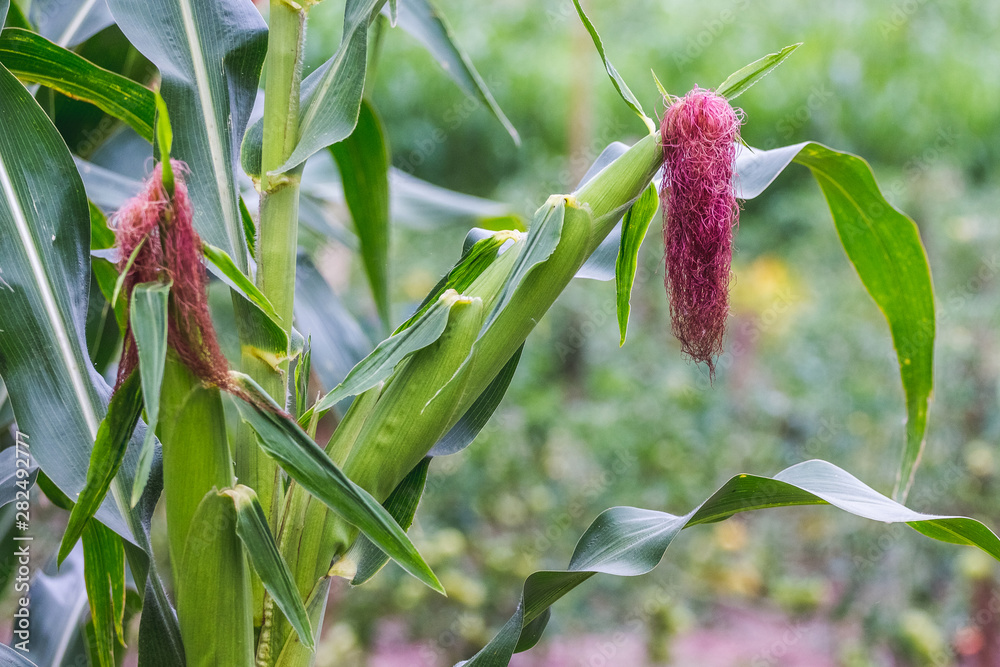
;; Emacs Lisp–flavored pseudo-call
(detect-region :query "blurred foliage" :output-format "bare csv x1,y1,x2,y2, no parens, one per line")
299,0,1000,664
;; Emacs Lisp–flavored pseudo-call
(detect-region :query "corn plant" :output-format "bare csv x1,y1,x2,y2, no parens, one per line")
0,0,997,665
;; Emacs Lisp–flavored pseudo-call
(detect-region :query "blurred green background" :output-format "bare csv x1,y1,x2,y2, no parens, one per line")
301,0,1000,665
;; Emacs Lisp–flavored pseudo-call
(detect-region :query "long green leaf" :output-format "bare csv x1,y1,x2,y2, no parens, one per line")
735,142,935,499
571,0,654,134
460,460,1000,665
347,456,431,585
106,0,266,269
129,281,169,507
391,0,518,144
615,182,658,345
58,369,143,565
330,99,392,330
229,373,444,595
223,485,314,649
81,521,126,667
715,43,801,100
0,28,154,142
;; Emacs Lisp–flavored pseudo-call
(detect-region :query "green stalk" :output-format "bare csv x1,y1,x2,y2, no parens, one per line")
236,0,309,650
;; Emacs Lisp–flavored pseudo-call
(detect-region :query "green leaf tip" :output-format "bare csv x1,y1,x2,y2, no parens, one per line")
715,43,802,101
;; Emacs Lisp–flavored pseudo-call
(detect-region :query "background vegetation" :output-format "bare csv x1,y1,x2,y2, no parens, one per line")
1,0,998,664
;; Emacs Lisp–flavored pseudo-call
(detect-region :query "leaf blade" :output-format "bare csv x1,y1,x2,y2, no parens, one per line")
129,281,169,507
615,183,658,345
715,43,801,100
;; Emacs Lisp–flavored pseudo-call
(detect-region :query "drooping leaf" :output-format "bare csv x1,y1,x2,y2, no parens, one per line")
389,169,524,231
390,0,518,144
734,142,934,499
459,460,1000,666
0,27,154,142
58,369,143,565
106,0,267,269
330,99,392,330
347,456,431,585
223,485,314,649
715,43,801,101
229,372,444,595
81,521,126,667
571,0,654,134
129,281,169,507
614,183,658,345
30,0,114,48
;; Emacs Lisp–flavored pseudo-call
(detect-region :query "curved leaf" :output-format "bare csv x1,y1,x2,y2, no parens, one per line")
0,28,154,142
81,521,126,667
304,289,472,420
391,0,518,144
735,142,934,499
459,460,1000,666
107,0,267,269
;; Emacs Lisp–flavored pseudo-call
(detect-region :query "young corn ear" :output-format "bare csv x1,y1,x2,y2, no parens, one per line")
660,88,742,375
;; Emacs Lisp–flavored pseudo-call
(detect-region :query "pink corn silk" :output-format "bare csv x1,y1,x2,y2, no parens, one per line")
660,88,742,375
113,161,235,394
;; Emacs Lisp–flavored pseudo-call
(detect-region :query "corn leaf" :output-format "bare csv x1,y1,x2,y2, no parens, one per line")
390,0,518,144
129,281,169,507
615,183,659,345
81,521,126,667
347,456,431,586
715,43,801,101
459,460,1000,666
735,142,934,500
223,485,314,649
571,0,654,133
58,369,143,565
230,372,444,595
0,27,154,142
